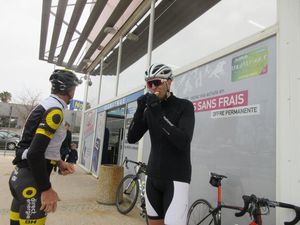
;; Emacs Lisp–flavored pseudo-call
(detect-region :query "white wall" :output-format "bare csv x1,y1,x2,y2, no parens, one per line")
277,0,300,224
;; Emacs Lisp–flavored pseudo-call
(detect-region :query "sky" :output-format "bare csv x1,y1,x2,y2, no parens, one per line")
0,0,277,107
0,1,55,102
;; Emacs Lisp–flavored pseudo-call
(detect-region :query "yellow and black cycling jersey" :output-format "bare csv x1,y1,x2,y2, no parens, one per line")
13,94,67,191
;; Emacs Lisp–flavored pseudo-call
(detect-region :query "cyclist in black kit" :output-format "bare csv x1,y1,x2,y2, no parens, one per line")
127,64,195,225
9,69,80,225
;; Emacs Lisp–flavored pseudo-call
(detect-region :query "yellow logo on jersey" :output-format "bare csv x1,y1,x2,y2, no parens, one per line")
46,109,63,130
22,187,37,199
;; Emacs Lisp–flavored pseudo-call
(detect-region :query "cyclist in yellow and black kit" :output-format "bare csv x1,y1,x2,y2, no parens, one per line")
127,64,195,225
9,69,81,225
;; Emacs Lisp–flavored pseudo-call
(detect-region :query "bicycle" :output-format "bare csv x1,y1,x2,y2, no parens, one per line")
236,194,300,225
187,172,300,225
187,172,244,225
115,157,149,224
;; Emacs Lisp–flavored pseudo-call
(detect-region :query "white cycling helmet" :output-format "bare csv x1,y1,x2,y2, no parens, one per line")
145,63,173,81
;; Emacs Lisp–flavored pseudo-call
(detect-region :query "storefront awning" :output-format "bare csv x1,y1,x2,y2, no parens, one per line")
39,0,220,75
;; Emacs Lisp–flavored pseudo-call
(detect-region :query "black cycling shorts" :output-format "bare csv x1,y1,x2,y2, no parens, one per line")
145,176,189,225
9,167,47,224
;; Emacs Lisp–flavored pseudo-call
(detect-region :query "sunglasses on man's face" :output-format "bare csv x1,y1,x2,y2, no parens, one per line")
146,79,165,88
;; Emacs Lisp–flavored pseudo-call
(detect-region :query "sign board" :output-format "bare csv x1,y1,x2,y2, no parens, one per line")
91,111,106,176
69,99,83,111
79,110,96,170
143,36,276,224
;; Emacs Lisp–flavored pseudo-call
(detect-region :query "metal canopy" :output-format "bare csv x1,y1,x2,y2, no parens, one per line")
39,0,220,75
56,0,88,66
65,0,107,68
48,0,68,63
76,0,132,72
98,0,220,75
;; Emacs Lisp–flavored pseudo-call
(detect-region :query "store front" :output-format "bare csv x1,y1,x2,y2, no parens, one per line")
79,89,143,177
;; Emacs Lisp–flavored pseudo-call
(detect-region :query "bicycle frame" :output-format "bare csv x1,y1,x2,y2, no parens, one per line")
137,177,147,217
124,174,146,210
212,184,243,225
120,157,148,221
123,165,145,203
189,173,243,225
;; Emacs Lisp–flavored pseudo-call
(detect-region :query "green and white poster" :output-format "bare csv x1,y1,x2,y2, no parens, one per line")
232,46,268,81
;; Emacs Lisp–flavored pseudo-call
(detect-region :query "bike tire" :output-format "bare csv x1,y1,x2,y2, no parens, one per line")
116,174,139,214
187,199,217,225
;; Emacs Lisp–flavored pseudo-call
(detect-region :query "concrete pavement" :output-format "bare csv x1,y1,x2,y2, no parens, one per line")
0,154,146,225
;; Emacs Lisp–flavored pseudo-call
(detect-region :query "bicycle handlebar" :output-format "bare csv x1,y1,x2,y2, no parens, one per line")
123,157,147,172
235,195,253,217
278,203,300,225
235,194,300,225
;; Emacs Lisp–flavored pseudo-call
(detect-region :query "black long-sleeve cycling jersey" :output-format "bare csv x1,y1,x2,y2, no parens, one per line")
127,93,195,183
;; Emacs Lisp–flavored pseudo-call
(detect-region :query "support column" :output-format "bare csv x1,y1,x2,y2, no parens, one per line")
138,0,156,162
78,73,90,165
97,59,104,105
277,0,300,224
146,0,155,68
115,36,123,97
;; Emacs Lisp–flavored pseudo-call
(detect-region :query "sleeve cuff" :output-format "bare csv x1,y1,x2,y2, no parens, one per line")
38,182,52,192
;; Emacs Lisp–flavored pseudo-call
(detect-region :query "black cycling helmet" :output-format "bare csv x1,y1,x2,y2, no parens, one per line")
49,69,81,94
145,63,173,81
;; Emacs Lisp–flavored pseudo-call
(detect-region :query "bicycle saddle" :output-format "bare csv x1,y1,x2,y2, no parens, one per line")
210,172,227,179
209,172,227,187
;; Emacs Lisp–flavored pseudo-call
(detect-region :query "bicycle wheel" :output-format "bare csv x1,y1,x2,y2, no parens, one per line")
116,174,139,214
187,199,217,225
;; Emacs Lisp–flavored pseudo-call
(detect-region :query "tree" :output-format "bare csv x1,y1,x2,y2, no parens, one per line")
0,91,12,103
13,89,42,124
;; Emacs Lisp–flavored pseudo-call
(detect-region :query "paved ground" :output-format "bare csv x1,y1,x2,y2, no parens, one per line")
0,154,145,225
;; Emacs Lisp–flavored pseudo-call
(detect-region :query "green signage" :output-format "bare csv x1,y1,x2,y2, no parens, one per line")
232,47,268,81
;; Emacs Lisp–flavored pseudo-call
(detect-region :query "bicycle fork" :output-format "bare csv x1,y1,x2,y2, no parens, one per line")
139,179,147,218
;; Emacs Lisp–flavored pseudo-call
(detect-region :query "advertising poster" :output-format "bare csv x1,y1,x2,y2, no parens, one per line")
123,101,139,176
144,36,276,224
123,102,138,153
79,109,96,170
91,111,106,177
